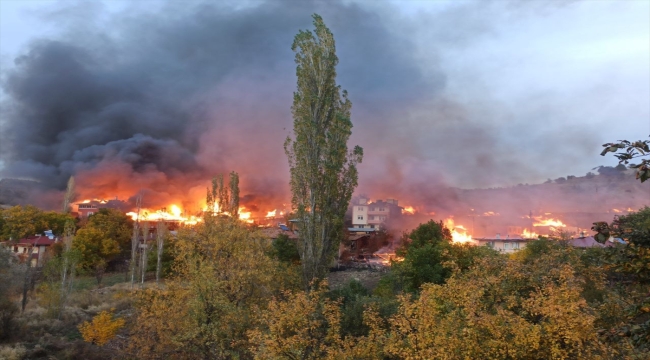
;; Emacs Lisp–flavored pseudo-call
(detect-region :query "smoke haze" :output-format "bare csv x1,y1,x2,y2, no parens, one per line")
0,0,648,214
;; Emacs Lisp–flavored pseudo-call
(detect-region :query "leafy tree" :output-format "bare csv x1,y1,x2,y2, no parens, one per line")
601,138,650,182
78,309,125,346
229,171,240,217
73,227,121,285
0,205,47,240
393,221,452,292
41,211,75,236
250,282,386,360
385,253,627,359
271,233,300,264
0,247,23,340
73,208,132,284
284,14,363,286
128,217,293,359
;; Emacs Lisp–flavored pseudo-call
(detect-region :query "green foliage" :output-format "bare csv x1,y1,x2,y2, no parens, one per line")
270,233,300,264
601,137,650,182
147,232,176,276
386,221,499,294
0,247,21,340
285,14,363,286
393,221,451,293
0,205,74,240
328,280,397,338
128,217,292,359
73,209,131,284
613,206,650,247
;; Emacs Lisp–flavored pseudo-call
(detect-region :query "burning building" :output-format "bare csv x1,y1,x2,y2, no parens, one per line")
75,198,129,218
351,197,402,231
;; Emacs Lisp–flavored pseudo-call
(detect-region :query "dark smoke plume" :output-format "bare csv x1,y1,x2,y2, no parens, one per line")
0,0,645,220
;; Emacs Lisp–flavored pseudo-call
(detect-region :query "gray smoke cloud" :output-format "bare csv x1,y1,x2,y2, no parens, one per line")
0,0,646,216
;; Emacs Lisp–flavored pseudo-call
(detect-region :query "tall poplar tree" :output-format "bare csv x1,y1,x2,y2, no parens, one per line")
285,14,363,287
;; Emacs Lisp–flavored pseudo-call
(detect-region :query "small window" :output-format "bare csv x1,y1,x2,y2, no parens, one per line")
357,215,363,220
379,208,385,212
358,207,363,211
504,243,510,249
513,242,519,249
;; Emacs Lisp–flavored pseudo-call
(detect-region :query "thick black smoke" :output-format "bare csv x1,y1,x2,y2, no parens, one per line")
0,0,443,209
0,0,642,215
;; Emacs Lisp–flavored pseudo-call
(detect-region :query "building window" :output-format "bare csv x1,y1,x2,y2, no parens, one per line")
379,208,385,212
87,212,94,216
358,207,364,211
357,215,363,220
513,242,519,249
370,225,375,228
504,243,509,250
368,215,374,220
370,207,375,211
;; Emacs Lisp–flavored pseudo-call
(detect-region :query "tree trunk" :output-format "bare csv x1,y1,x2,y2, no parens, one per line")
156,220,165,284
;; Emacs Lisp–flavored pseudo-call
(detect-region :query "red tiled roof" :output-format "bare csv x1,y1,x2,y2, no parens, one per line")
15,235,56,246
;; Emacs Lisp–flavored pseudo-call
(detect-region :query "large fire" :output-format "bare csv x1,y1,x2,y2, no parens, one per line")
124,202,257,225
444,217,474,244
402,206,416,215
522,228,539,238
532,216,566,228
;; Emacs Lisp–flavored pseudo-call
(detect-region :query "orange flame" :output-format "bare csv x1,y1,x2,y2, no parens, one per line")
533,217,566,228
522,229,539,238
266,209,277,218
126,204,201,225
482,211,499,216
402,206,416,215
444,217,474,244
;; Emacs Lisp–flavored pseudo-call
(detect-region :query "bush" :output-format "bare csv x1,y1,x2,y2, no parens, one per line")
0,344,27,360
0,297,19,341
78,310,125,346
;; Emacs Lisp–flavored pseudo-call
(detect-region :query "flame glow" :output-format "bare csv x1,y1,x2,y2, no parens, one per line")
533,217,566,228
266,209,277,218
444,218,474,244
522,229,539,238
482,211,499,216
126,205,201,225
402,206,416,215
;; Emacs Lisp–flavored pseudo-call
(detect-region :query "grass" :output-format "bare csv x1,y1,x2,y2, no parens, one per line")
72,272,129,292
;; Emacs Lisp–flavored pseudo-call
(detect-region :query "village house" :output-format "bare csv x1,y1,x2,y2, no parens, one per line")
8,231,58,267
474,234,533,253
351,197,402,232
75,198,128,218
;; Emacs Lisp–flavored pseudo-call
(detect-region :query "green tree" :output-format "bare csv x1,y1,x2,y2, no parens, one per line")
128,218,291,359
285,14,363,287
271,233,300,264
393,221,452,293
601,137,650,182
73,208,132,285
229,171,240,217
1,205,47,240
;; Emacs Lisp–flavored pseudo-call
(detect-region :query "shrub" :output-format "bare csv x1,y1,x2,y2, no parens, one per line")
78,309,125,346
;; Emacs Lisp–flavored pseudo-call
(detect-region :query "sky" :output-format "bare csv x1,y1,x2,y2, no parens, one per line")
0,0,648,208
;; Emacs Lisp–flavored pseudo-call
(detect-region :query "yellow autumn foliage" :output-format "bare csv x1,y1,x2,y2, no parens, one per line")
249,281,386,360
78,309,125,346
385,254,626,360
127,218,299,359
